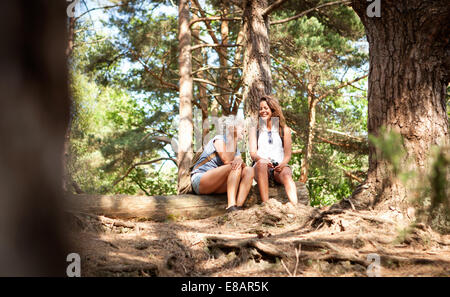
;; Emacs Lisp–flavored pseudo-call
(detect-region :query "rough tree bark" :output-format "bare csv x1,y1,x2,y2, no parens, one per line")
242,0,272,119
349,0,449,211
63,14,84,194
177,0,194,193
0,1,70,276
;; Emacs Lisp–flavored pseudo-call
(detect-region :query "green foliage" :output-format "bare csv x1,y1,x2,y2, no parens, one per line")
429,148,449,211
69,0,371,204
418,146,450,233
68,67,177,195
114,167,177,195
67,15,177,195
280,0,365,40
291,142,368,206
368,127,406,177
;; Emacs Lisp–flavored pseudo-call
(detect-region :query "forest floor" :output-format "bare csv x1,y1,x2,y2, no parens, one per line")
69,198,450,277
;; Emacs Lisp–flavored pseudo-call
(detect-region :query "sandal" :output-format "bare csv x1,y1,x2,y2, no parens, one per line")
226,205,244,213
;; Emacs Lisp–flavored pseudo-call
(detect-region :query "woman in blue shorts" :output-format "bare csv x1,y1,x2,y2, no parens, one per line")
190,116,254,213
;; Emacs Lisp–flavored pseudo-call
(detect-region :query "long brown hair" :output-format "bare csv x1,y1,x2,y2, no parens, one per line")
259,95,286,130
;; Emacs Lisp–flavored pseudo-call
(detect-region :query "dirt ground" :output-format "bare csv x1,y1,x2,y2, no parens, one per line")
68,199,450,277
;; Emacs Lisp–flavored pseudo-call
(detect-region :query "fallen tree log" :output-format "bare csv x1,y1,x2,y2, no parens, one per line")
66,182,309,221
244,181,309,207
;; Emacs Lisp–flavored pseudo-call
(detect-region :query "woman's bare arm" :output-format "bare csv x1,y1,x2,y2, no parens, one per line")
213,139,237,165
282,125,292,164
275,126,292,172
249,126,259,162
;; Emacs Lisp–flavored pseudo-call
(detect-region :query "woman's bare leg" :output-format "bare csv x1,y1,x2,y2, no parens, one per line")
236,166,254,207
198,164,243,208
226,166,242,207
198,164,231,194
274,167,297,205
254,161,270,203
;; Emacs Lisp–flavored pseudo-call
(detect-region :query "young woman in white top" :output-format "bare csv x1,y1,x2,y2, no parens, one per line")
249,96,298,205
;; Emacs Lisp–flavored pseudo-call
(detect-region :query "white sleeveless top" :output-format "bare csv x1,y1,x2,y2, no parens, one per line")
256,125,284,164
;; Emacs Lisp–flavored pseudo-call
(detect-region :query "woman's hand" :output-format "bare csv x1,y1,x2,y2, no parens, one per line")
231,157,244,170
274,162,287,172
258,158,274,168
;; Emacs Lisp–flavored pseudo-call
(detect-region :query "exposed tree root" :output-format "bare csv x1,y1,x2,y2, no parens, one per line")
207,237,288,261
94,264,159,277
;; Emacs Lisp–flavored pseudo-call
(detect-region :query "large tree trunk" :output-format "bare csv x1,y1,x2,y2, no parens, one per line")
63,15,79,194
349,0,449,211
0,1,70,275
177,0,194,193
242,0,272,119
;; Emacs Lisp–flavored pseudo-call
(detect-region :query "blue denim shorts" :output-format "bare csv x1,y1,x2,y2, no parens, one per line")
191,172,204,194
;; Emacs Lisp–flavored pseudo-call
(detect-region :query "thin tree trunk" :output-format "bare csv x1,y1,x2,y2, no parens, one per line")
191,0,230,116
349,0,449,211
177,0,194,193
0,0,70,276
300,99,318,183
211,99,220,117
231,26,246,116
191,6,209,144
218,6,232,115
